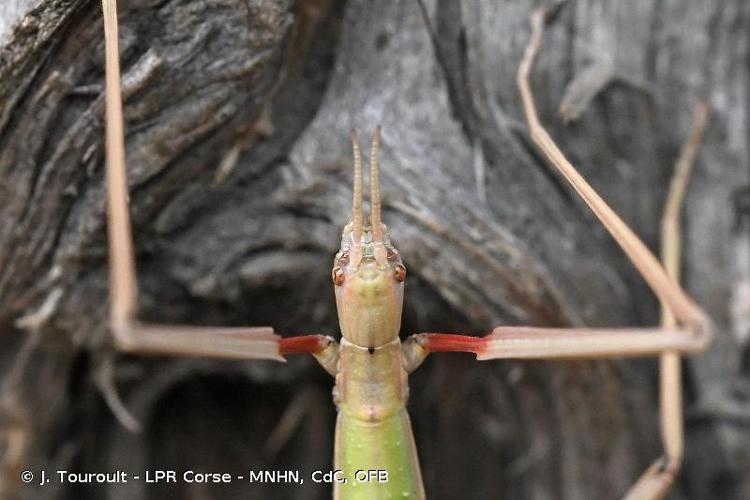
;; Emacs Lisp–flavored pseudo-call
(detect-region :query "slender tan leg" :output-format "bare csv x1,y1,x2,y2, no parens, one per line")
487,6,712,357
624,100,710,500
101,0,329,361
406,7,712,364
404,8,713,498
515,8,711,340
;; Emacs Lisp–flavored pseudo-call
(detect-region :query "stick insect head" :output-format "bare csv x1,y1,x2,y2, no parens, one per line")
332,127,406,348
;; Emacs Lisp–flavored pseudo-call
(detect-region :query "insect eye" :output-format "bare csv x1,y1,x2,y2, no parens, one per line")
332,267,345,286
394,264,406,282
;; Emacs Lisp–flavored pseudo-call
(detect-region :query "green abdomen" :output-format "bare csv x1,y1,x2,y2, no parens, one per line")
335,410,423,499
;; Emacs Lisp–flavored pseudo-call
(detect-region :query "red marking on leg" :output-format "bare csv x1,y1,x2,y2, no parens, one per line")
417,333,488,355
279,335,330,356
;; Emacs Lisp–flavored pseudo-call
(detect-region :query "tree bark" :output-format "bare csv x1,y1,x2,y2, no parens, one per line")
0,1,748,499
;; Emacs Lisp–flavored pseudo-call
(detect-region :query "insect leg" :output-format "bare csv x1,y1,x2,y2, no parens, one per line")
101,0,331,362
407,10,711,499
405,8,711,369
516,7,711,341
624,99,710,500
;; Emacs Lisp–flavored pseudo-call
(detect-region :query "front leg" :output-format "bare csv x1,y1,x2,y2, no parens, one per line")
101,0,333,363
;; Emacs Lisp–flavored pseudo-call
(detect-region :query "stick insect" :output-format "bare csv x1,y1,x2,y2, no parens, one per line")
99,2,712,498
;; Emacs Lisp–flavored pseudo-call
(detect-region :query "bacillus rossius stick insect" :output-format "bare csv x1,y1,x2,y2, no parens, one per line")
98,2,712,499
